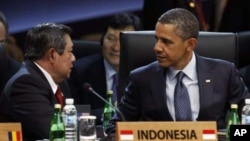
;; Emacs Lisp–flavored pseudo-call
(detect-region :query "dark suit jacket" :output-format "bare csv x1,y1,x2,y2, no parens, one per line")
219,0,250,32
239,64,250,92
105,55,250,133
0,60,71,141
67,54,107,125
0,45,21,95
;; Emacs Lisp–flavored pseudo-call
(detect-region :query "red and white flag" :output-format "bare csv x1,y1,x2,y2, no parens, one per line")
202,129,216,140
120,130,134,141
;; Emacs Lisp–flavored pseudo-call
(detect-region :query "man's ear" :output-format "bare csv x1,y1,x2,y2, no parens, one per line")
186,38,197,51
47,48,57,63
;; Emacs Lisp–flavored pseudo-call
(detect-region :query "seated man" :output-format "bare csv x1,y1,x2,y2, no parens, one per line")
0,23,75,140
67,12,143,126
105,8,250,134
0,11,21,95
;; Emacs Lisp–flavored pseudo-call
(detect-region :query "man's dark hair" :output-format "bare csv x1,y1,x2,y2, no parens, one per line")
100,12,143,45
158,8,200,40
24,23,72,61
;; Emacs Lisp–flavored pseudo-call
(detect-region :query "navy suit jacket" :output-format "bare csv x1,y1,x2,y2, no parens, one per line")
67,54,107,125
0,45,21,94
106,55,250,133
0,60,71,141
239,64,250,92
219,0,250,32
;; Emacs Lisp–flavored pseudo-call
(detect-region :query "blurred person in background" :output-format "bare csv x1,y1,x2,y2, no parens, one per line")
67,12,143,125
0,11,21,95
142,0,215,31
6,35,24,62
218,0,250,32
0,11,24,62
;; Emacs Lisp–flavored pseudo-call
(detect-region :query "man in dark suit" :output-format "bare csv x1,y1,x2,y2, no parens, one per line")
218,0,250,32
0,11,21,95
67,12,143,125
105,8,250,134
0,23,75,140
0,45,21,94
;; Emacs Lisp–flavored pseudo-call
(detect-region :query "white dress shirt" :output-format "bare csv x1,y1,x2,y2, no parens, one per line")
166,52,200,121
34,62,58,94
104,59,117,91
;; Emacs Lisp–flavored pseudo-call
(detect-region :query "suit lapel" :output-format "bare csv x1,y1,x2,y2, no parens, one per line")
25,60,58,105
196,55,214,119
151,65,173,120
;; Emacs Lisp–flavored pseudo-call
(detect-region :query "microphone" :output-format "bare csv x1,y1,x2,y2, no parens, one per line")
83,83,126,122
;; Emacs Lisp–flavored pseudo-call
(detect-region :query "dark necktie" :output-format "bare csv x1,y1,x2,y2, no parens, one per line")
55,86,64,108
112,73,118,105
174,71,192,121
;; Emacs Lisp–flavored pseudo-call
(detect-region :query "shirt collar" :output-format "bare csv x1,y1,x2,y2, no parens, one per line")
104,59,117,81
34,62,58,93
168,52,197,81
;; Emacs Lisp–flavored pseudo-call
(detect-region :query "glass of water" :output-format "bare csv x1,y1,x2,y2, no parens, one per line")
79,115,96,141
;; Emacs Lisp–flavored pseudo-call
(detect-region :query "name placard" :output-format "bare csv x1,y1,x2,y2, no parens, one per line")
0,123,23,141
116,121,217,141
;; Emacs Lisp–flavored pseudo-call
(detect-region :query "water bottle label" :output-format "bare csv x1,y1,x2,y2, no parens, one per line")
242,115,250,124
246,116,250,124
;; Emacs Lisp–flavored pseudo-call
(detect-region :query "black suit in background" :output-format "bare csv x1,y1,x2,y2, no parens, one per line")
219,0,250,32
67,54,107,125
143,0,216,31
0,45,21,95
239,65,250,92
0,60,71,141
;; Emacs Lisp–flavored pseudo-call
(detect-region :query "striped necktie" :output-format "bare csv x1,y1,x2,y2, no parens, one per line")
55,86,64,108
112,73,118,105
174,71,192,121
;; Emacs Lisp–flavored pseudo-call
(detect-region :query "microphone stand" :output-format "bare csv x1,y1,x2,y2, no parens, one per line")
88,87,126,122
83,83,126,140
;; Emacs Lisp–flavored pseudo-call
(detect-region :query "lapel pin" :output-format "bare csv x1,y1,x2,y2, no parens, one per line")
205,79,211,83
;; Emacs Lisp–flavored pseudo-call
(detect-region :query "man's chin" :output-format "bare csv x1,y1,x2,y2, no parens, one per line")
158,61,170,68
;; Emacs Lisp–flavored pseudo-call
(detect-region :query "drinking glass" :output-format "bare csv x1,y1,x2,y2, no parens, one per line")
79,115,96,141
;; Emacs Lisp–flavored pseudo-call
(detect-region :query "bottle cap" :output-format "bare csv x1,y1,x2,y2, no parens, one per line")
231,104,238,109
65,98,74,105
54,104,61,109
245,99,250,104
107,90,113,95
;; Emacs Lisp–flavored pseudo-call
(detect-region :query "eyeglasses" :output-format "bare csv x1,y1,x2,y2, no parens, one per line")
0,40,7,46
